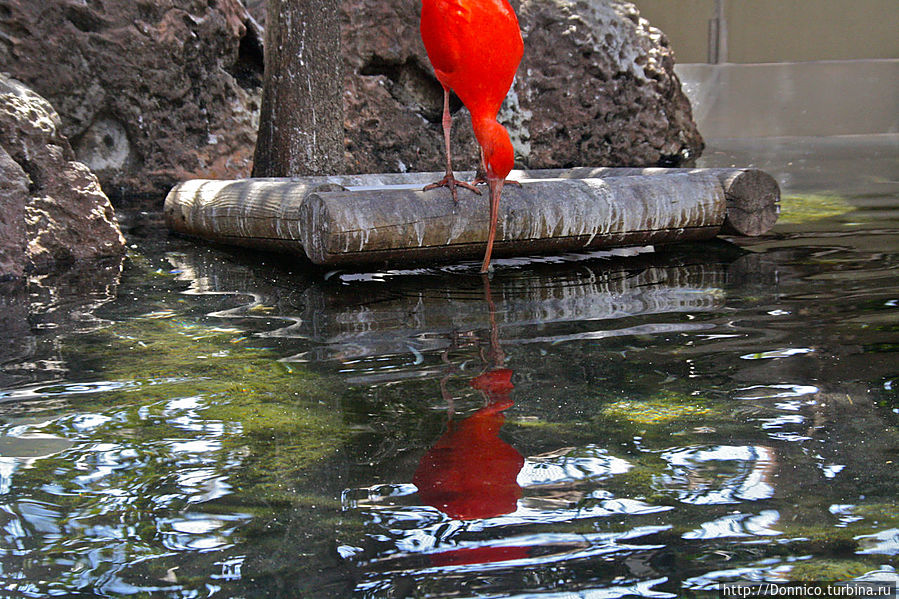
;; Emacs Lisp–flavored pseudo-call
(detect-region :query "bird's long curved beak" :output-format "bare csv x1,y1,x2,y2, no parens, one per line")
481,178,504,273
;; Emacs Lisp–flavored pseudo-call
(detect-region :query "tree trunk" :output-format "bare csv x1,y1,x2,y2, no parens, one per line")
252,0,343,177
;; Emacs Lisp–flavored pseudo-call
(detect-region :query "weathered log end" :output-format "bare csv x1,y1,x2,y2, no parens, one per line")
718,168,781,236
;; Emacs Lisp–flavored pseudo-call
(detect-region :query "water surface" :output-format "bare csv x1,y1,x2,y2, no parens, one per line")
0,137,897,597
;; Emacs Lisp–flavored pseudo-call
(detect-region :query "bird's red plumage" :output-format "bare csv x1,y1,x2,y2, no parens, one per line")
413,368,523,520
420,0,522,125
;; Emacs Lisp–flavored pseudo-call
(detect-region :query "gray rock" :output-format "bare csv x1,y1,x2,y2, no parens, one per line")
0,146,28,279
0,74,125,277
0,0,264,196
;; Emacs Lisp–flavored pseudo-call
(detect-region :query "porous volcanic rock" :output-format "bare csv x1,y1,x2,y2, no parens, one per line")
0,0,264,197
340,0,703,174
1,0,698,194
518,0,704,167
0,74,125,277
0,146,27,278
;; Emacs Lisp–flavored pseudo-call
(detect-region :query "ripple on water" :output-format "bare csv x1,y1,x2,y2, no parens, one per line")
657,445,776,505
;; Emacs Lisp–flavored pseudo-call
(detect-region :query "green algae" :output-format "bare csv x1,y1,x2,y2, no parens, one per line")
595,391,749,447
18,287,355,506
602,396,714,424
852,503,899,522
0,262,363,595
778,193,856,224
784,559,882,582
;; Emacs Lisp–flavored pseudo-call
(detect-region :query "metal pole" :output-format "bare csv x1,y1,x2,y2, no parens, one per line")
708,0,728,64
717,0,728,63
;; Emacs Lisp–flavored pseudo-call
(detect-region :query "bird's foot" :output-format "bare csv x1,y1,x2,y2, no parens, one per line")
423,173,482,203
471,176,522,188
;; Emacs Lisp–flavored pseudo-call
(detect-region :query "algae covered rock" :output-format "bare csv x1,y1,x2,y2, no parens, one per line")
778,193,856,224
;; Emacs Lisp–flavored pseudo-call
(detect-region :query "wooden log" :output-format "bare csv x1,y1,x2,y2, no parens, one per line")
163,167,779,267
300,173,726,265
524,167,780,236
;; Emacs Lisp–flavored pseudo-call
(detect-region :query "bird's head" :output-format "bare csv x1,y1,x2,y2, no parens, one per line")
474,119,515,182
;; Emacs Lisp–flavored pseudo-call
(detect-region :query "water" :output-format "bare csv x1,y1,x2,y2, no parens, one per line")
0,136,897,597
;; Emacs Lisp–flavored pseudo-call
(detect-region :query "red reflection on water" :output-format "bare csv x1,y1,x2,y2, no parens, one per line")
427,544,530,567
413,368,524,520
470,367,515,397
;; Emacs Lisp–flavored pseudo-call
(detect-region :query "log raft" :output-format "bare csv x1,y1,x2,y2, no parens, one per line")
164,167,780,267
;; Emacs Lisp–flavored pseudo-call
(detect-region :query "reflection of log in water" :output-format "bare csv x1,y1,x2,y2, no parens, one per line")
166,246,763,383
285,264,727,369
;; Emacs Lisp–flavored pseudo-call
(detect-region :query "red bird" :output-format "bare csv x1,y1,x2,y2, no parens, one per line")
420,0,524,272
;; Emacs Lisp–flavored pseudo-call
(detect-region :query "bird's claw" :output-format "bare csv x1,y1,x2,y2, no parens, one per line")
471,177,522,188
423,174,483,202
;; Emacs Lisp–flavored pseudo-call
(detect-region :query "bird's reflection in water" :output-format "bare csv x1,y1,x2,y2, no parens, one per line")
427,543,530,568
413,276,525,522
413,367,523,520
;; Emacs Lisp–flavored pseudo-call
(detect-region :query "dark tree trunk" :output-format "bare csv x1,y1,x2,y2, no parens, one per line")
252,0,343,177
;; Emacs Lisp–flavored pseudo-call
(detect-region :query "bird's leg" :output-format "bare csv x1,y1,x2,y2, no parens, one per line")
423,88,481,201
472,147,488,186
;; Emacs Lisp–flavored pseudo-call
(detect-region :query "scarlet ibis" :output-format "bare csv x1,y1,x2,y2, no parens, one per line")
420,0,524,272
